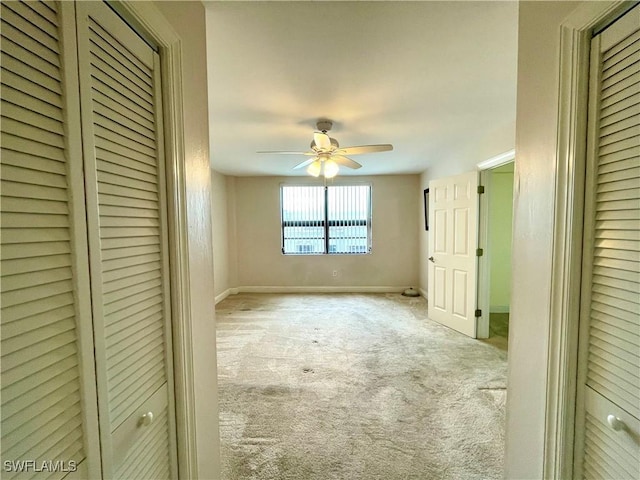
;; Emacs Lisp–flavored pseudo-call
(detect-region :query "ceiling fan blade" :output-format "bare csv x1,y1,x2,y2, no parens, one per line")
313,132,332,150
336,144,393,155
331,155,362,169
256,150,316,155
293,157,318,169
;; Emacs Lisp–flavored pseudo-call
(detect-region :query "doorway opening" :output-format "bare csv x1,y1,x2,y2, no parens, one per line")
477,153,515,342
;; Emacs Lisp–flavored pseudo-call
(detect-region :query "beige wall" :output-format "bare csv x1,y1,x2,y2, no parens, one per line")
488,167,514,310
229,175,420,289
211,170,230,298
226,175,239,288
153,1,220,478
505,1,581,478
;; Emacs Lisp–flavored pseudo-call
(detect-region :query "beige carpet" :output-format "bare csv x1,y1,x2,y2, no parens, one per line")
216,293,507,480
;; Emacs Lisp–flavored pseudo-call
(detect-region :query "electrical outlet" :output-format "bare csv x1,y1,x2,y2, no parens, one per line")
332,270,338,277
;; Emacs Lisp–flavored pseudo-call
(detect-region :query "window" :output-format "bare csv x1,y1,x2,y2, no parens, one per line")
281,185,372,255
297,244,314,254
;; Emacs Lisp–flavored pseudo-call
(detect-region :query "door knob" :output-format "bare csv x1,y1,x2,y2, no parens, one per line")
140,411,154,426
607,414,625,431
429,256,435,263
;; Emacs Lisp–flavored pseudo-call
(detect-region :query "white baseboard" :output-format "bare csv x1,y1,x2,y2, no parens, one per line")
490,305,510,313
216,286,418,302
234,285,407,294
418,287,428,300
214,287,238,305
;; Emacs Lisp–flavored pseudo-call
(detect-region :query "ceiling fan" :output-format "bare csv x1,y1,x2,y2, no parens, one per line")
257,120,393,178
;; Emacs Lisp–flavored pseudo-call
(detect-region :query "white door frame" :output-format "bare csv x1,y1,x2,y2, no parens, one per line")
476,150,515,339
108,2,200,478
545,2,634,479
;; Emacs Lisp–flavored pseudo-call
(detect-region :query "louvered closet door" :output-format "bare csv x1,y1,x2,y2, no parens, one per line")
75,2,177,478
575,6,640,480
0,1,100,478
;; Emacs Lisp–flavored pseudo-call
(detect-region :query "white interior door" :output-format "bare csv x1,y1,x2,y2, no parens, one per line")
428,171,479,338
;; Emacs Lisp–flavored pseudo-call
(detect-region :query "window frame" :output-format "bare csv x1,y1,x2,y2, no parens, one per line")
280,182,373,255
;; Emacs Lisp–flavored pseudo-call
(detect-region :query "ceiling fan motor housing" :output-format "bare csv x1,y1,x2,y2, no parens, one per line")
316,119,333,133
311,137,339,150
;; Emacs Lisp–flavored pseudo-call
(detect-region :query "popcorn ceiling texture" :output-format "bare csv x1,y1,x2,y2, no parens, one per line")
216,293,507,479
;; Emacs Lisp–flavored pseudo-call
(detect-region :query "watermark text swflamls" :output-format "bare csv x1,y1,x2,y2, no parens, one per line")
3,460,78,473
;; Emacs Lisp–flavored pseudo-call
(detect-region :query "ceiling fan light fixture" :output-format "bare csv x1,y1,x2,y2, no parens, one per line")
307,160,322,177
323,159,339,179
257,119,392,177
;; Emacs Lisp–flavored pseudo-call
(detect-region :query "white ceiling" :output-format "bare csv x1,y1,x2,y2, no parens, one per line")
205,1,518,177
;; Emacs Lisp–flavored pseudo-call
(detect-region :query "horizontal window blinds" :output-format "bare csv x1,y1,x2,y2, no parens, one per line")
1,1,90,476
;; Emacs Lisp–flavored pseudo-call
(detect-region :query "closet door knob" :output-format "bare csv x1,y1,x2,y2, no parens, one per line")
607,414,624,431
140,411,154,426
429,256,435,263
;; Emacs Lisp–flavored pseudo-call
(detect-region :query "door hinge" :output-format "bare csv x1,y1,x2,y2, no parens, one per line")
477,185,485,194
475,309,482,318
476,248,484,257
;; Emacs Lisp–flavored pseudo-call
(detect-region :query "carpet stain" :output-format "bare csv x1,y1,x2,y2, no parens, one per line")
216,293,507,480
